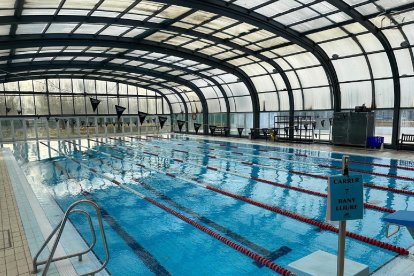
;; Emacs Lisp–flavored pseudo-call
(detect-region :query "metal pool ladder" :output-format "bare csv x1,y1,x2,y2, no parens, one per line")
33,200,110,276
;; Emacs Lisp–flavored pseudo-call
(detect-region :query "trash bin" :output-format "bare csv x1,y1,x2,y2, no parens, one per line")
367,136,384,149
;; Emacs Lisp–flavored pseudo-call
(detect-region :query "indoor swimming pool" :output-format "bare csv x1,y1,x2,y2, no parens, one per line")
7,135,414,275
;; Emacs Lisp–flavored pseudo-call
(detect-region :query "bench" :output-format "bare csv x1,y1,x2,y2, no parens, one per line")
398,134,414,150
209,125,229,136
249,128,272,140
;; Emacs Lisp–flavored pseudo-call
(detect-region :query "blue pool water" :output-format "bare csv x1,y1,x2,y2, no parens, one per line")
9,135,414,275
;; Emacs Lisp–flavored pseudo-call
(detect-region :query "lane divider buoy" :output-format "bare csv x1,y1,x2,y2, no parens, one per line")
319,164,414,182
172,136,414,171
163,136,414,174
86,138,397,213
350,160,414,171
122,137,414,197
57,141,407,255
44,142,293,275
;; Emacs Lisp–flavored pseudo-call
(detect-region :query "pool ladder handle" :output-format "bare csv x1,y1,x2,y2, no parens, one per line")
386,223,414,240
32,200,110,276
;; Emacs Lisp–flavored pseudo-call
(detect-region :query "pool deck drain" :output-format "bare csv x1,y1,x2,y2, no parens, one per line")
0,151,32,276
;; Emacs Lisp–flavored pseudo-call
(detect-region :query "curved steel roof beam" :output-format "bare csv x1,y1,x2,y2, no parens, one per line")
0,14,294,101
2,71,192,131
0,35,257,126
147,0,340,112
0,74,176,120
0,61,207,130
0,51,230,119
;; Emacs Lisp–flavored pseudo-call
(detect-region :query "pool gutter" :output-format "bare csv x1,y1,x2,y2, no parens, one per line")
1,148,109,276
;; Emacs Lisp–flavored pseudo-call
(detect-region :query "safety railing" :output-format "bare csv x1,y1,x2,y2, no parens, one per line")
33,200,109,276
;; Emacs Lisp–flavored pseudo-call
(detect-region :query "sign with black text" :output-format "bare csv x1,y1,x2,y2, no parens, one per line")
327,174,364,221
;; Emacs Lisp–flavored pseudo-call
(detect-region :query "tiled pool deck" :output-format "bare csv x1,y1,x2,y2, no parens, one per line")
0,152,32,276
0,148,108,276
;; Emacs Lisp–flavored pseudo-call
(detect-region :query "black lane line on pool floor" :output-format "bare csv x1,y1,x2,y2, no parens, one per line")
77,149,293,267
47,143,292,275
53,161,172,276
94,138,394,213
121,136,414,197
63,141,409,256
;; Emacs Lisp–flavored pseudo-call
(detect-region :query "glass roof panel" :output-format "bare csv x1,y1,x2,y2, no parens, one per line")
0,0,15,9
63,0,99,9
16,23,48,34
129,1,165,16
58,9,89,16
25,0,61,8
22,9,57,15
0,10,14,16
92,11,119,18
46,23,78,34
0,25,11,36
97,0,135,12
203,17,239,30
157,5,192,19
181,11,216,25
291,17,332,32
255,0,302,17
233,0,271,10
74,23,106,34
122,28,148,38
275,8,319,26
99,25,132,36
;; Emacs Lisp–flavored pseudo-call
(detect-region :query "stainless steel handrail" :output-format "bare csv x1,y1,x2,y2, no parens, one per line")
33,199,110,276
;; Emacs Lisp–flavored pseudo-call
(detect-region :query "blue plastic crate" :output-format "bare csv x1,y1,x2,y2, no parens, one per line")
367,136,384,148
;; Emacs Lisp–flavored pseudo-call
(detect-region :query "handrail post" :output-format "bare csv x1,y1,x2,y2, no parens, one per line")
337,155,349,276
33,200,109,276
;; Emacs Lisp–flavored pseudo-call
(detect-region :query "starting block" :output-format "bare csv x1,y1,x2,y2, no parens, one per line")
383,210,414,238
287,250,369,276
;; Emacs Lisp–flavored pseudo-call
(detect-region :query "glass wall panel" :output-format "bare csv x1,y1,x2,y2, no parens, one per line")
333,57,370,82
1,120,12,141
375,110,393,144
374,79,394,109
21,95,35,115
6,95,20,115
401,109,414,138
401,77,414,108
303,87,331,110
48,119,59,139
74,97,86,114
36,118,48,139
61,96,74,115
292,90,303,110
25,119,36,139
0,95,5,116
49,96,62,115
340,81,372,109
234,96,252,112
258,92,278,111
279,91,290,111
34,95,49,115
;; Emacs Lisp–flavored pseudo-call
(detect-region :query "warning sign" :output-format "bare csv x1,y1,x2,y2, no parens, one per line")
326,174,364,221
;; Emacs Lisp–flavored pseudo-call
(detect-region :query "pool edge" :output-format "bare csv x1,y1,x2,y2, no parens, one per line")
1,148,109,276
